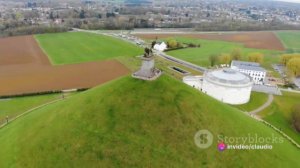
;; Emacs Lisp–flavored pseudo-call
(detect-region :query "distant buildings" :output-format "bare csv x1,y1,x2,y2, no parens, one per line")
231,60,266,85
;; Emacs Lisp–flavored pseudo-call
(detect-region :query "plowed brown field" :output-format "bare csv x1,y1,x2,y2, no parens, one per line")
136,32,285,51
0,35,129,96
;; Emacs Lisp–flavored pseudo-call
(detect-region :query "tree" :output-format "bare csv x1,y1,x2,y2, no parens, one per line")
167,39,178,49
280,54,300,66
219,53,232,64
209,54,218,67
79,10,85,19
287,58,300,77
248,52,264,63
292,104,300,133
49,12,54,20
231,48,242,60
151,41,156,49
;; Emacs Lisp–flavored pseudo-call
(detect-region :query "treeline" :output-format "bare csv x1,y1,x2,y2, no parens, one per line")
194,20,300,31
0,25,69,37
280,54,300,77
209,48,264,66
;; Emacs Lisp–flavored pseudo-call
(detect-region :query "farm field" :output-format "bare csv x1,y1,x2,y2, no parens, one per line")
0,35,130,96
259,92,300,144
0,75,299,167
136,31,285,51
165,37,281,68
276,31,300,52
36,32,143,65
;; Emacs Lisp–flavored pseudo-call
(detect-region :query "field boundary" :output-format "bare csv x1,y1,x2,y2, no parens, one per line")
246,113,300,149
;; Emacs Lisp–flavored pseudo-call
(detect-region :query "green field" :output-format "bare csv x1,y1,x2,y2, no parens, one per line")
276,31,300,52
0,94,62,124
0,75,299,167
165,37,282,69
259,91,300,144
35,32,143,65
233,92,269,112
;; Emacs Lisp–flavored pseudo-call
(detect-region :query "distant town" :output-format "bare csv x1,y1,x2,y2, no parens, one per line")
1,0,300,37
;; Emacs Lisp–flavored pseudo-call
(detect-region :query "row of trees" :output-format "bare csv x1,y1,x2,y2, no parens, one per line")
194,19,300,31
280,54,300,77
209,49,264,66
0,25,69,37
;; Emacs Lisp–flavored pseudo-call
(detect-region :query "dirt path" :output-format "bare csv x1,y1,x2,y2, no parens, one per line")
249,94,274,115
0,95,69,129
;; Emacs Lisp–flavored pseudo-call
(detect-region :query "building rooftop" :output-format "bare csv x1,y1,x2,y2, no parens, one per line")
205,68,253,86
231,60,266,72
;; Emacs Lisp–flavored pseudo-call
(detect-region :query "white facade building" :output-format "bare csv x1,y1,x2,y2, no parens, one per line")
183,68,253,105
153,42,167,51
231,60,266,85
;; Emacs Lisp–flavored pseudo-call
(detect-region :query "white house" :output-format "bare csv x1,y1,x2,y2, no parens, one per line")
153,42,167,51
231,60,266,85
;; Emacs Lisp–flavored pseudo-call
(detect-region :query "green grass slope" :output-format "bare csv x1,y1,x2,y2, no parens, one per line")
233,92,269,112
276,31,300,52
166,37,281,68
0,94,61,123
0,76,299,167
260,91,300,144
35,32,143,65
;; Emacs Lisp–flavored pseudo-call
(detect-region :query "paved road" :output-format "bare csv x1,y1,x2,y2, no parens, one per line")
280,88,300,94
249,94,274,115
155,51,207,73
252,84,282,95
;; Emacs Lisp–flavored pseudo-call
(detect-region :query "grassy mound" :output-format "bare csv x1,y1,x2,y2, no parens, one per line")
35,32,143,65
0,75,299,167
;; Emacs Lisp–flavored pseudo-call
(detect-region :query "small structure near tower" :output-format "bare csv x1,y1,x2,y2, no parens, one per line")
132,48,162,80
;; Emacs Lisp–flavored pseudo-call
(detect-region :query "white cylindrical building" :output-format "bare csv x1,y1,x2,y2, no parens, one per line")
202,68,253,105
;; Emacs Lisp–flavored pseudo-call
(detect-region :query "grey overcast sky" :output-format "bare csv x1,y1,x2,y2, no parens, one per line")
275,0,300,3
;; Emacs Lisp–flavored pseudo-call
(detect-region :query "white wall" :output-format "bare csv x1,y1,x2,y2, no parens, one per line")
202,79,252,105
183,78,202,90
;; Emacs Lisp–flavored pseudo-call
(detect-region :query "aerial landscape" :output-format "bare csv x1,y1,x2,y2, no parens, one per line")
0,0,300,167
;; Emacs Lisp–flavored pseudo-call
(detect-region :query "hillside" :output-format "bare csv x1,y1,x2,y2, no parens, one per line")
0,75,299,167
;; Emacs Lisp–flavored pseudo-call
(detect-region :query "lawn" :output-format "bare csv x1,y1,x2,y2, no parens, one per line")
35,32,143,65
0,94,61,125
259,91,300,144
276,31,300,52
233,92,269,112
165,37,282,69
0,75,299,167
